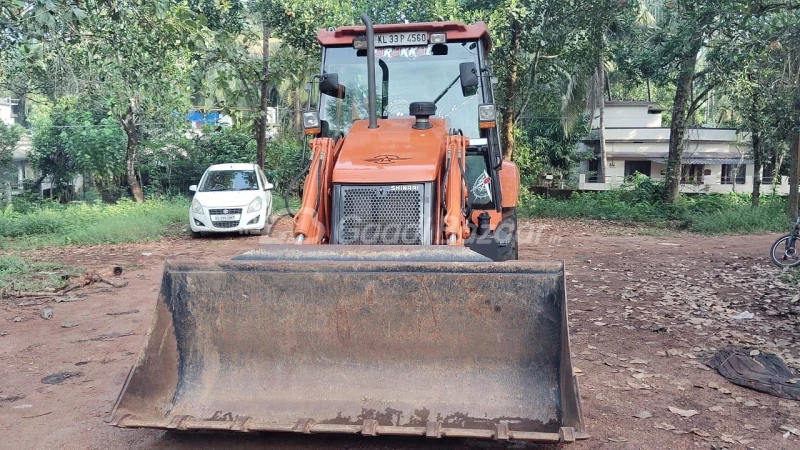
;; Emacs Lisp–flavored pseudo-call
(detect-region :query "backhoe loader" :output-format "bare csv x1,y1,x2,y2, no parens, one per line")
110,15,586,444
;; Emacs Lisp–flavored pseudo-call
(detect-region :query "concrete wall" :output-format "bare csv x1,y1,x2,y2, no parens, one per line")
0,103,14,126
591,103,662,128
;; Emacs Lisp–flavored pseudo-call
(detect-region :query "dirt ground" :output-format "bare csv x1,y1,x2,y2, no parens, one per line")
1,217,799,450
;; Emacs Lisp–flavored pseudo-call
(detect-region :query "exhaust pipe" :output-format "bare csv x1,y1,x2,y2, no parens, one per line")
361,14,378,129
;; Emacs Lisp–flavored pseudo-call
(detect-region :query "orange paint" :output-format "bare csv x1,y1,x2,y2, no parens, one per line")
332,119,449,184
499,161,520,208
317,21,492,51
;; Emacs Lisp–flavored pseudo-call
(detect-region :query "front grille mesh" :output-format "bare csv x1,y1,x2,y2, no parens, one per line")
339,185,423,245
209,208,242,215
212,221,239,228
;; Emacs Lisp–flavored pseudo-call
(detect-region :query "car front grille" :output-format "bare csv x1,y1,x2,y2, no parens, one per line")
212,221,239,228
334,184,429,245
209,208,243,215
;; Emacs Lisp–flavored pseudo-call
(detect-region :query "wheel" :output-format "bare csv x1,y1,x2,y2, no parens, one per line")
191,231,202,239
499,207,519,261
770,234,800,268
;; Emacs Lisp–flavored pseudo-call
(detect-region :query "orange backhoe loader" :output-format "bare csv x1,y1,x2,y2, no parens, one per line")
109,15,586,444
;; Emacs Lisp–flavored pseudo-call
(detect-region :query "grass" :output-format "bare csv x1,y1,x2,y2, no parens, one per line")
0,197,190,250
519,176,790,235
0,255,82,292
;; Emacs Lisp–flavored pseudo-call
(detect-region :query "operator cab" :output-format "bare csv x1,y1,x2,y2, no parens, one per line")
310,22,504,213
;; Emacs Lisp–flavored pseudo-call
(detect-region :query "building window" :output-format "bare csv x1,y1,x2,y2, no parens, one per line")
624,161,651,178
721,164,745,184
681,164,705,184
587,158,600,183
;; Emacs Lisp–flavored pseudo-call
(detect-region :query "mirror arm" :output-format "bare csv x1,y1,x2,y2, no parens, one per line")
433,75,461,105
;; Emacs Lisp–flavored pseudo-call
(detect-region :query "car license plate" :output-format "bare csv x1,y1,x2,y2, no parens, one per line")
374,32,428,47
211,214,239,221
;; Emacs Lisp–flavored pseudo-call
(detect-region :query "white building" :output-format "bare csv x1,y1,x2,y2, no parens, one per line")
575,102,779,194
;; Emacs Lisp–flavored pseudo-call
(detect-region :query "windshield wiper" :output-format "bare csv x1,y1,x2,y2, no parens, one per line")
433,74,461,105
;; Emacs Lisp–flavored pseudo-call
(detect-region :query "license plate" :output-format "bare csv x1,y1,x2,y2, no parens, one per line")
211,214,239,221
374,32,428,47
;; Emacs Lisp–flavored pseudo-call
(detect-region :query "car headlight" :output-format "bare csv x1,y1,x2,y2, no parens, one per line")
192,199,203,214
247,196,263,213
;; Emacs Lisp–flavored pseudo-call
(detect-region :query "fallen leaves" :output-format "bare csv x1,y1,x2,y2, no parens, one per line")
668,406,699,418
633,410,652,419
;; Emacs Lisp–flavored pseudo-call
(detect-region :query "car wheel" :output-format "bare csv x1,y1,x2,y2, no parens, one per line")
191,231,203,239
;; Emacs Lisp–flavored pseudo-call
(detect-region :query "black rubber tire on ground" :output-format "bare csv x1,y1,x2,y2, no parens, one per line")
770,234,800,268
191,231,202,239
499,207,519,261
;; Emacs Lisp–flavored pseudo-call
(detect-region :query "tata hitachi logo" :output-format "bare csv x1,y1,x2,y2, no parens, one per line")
390,185,419,191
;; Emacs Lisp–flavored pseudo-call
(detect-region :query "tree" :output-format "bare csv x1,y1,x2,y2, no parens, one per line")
0,121,22,167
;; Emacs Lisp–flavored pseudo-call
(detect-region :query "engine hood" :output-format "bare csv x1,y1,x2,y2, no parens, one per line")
332,118,448,184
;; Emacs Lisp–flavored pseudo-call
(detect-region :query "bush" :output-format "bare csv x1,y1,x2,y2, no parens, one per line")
520,177,790,234
142,127,305,197
0,197,189,249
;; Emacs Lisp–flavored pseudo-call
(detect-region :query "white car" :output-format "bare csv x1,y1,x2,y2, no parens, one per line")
189,163,273,236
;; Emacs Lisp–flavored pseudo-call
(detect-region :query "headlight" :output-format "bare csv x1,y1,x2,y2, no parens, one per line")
302,111,321,135
191,199,203,214
247,196,263,213
478,104,497,129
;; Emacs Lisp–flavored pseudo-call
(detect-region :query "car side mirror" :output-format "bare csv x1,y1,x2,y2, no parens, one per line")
320,73,346,99
189,184,197,192
264,182,274,191
459,62,479,97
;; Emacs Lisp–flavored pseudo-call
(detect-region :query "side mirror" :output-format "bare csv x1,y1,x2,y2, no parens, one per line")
320,73,346,99
264,182,274,191
189,185,197,192
459,62,479,97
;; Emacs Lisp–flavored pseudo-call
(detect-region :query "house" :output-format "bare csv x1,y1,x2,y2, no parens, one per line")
575,102,779,194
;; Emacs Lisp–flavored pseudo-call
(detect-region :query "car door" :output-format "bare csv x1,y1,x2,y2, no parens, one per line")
257,166,272,214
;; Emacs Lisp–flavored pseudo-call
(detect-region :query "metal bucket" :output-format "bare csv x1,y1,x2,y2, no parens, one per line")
110,246,585,443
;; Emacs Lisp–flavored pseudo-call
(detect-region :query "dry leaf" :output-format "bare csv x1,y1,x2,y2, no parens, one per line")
690,428,710,437
668,406,698,417
607,437,628,442
654,422,676,431
633,410,652,419
780,425,799,436
630,358,649,365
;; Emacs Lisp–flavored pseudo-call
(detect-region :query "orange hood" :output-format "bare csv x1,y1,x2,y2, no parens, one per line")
332,118,448,184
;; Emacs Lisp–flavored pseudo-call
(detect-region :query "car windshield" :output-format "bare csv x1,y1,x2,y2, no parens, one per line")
320,41,483,137
199,170,259,192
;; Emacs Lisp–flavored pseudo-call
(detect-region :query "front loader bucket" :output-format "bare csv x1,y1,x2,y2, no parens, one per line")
110,246,585,443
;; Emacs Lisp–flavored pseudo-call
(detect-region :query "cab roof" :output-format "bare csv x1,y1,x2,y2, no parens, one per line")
317,21,492,51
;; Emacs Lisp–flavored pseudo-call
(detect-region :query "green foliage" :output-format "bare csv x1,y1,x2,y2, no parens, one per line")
29,96,127,201
0,254,79,292
0,198,189,249
521,176,789,234
0,121,23,167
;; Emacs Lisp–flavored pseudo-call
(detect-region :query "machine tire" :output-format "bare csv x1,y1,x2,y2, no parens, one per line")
499,207,519,261
191,231,203,239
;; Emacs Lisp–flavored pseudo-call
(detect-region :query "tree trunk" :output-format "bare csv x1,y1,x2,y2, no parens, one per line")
664,51,699,204
120,107,144,203
773,150,784,184
597,36,607,183
255,23,270,169
500,19,520,161
751,131,761,207
789,133,800,217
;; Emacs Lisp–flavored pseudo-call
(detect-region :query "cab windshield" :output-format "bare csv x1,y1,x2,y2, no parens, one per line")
320,41,483,137
200,170,259,192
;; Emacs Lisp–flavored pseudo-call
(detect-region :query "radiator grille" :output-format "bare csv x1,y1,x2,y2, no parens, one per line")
337,185,425,245
211,221,239,228
209,208,242,215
